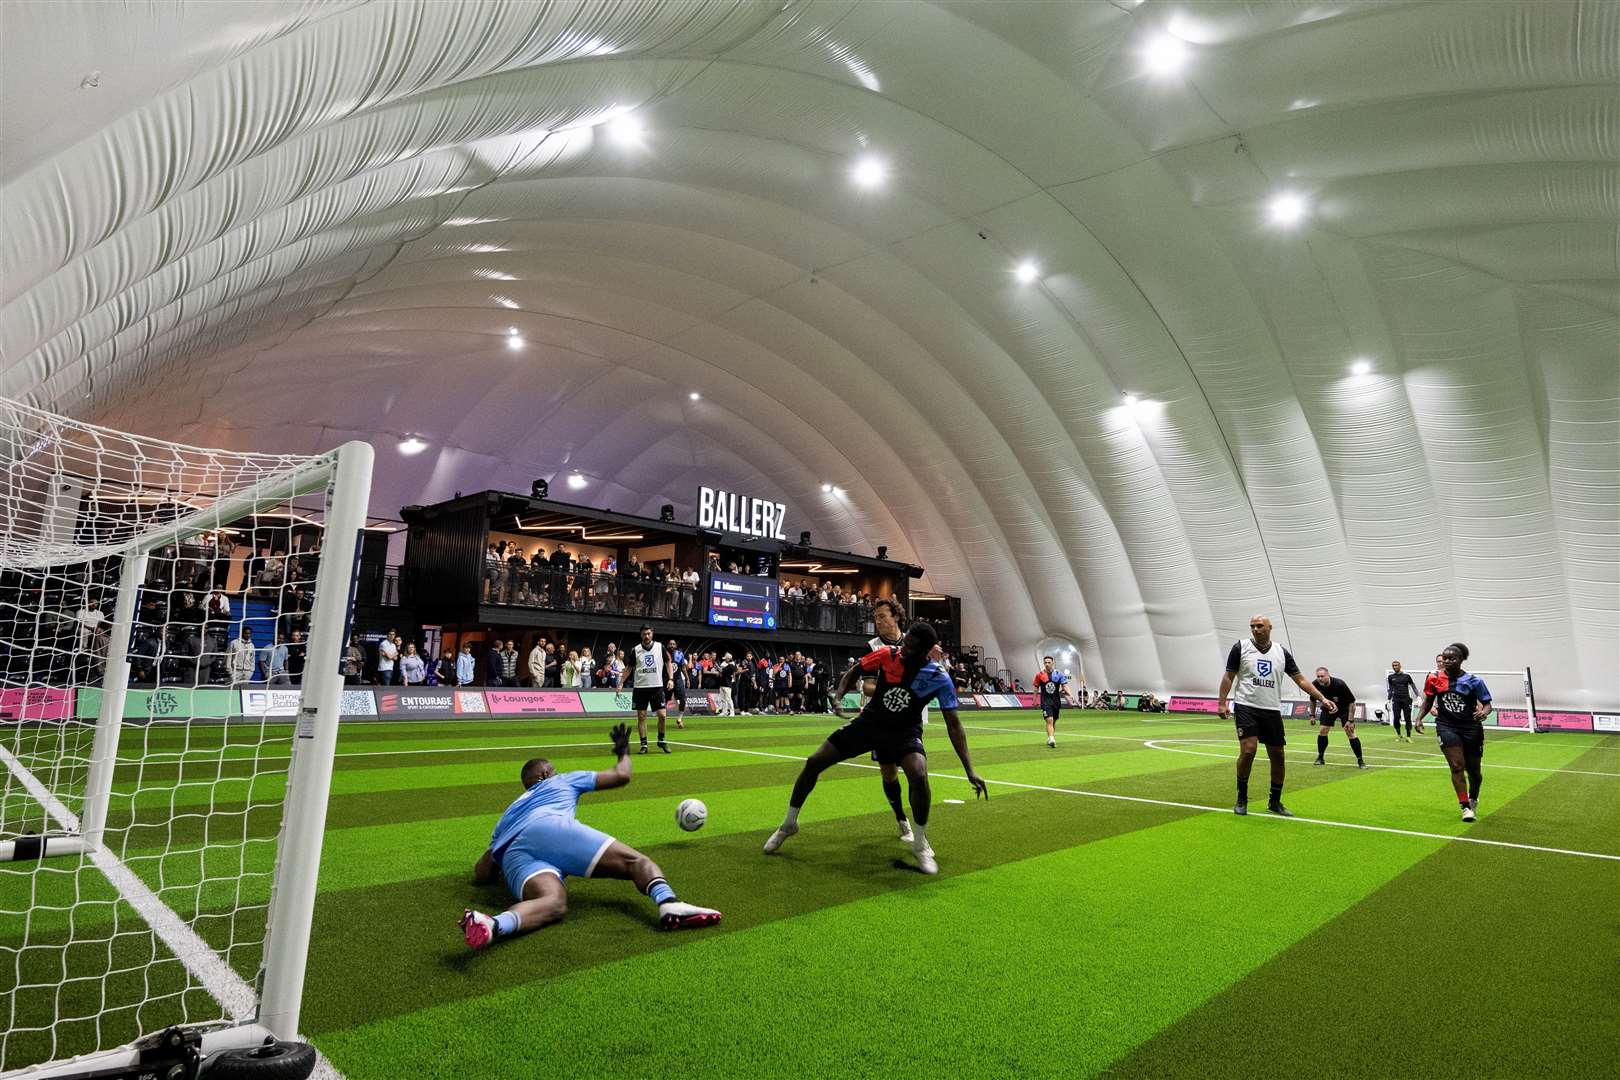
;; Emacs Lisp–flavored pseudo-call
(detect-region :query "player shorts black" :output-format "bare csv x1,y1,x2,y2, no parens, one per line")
1233,703,1286,747
1042,703,1060,721
1318,710,1346,727
672,682,686,707
1436,723,1484,758
631,687,667,711
827,720,925,766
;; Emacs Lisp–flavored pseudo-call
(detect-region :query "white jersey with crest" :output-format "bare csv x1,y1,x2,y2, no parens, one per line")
632,641,666,688
1225,638,1299,712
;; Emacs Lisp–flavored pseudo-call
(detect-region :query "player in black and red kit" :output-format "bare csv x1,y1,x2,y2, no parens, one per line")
1415,642,1493,821
1310,666,1364,768
762,622,986,874
1033,656,1074,749
1386,660,1417,742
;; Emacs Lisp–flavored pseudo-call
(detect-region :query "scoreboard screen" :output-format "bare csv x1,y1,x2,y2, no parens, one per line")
707,572,779,631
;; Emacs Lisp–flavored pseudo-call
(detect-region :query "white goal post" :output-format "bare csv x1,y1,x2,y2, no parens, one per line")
0,397,372,1076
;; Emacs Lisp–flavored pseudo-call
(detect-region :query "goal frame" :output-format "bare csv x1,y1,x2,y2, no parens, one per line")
2,437,373,1078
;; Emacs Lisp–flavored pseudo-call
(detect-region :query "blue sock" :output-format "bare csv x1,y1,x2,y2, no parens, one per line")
494,912,520,937
645,878,675,906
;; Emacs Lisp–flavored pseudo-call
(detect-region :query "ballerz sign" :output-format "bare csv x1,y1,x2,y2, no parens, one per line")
696,486,787,541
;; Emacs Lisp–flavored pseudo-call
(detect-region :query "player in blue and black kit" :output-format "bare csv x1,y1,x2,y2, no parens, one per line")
1414,642,1493,822
762,622,987,875
1033,655,1073,749
459,723,720,949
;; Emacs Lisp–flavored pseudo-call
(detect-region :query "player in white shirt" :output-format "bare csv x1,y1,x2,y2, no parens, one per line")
1217,614,1337,817
630,626,674,754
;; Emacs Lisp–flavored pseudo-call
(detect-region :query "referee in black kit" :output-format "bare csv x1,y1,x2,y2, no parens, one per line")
1310,666,1364,768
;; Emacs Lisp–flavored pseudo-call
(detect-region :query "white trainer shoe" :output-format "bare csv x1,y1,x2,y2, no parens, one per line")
897,820,914,843
1461,805,1476,822
763,822,798,853
913,844,938,875
1047,736,1056,748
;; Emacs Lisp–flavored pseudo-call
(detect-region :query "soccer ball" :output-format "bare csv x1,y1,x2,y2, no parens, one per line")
675,798,707,832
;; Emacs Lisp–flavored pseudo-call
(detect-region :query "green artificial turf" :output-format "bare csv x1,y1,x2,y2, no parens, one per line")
4,712,1616,1077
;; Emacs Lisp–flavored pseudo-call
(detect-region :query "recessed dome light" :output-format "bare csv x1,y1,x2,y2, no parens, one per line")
1142,33,1190,76
850,155,888,188
1268,191,1309,227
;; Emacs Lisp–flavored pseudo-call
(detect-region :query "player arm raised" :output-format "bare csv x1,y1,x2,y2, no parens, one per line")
594,723,634,791
940,708,988,799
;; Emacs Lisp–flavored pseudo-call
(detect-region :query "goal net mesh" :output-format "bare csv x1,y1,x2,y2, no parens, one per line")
1,397,341,1072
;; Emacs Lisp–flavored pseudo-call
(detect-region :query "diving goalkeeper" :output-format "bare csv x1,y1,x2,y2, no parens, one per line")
460,724,721,948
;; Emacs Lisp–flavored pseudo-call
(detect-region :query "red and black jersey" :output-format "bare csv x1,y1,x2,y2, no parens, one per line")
855,646,959,727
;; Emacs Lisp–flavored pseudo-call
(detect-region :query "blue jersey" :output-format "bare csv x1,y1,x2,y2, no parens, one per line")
490,770,596,854
1434,672,1491,728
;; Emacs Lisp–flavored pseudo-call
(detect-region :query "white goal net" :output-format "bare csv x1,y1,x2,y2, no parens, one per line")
0,398,372,1075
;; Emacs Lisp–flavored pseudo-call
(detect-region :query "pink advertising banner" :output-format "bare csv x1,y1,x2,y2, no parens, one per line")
484,690,583,715
1169,696,1222,714
0,687,75,722
1496,709,1592,732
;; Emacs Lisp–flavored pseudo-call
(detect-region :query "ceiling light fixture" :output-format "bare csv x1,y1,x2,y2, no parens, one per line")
689,391,701,401
1141,33,1190,77
1268,191,1309,227
1123,393,1139,407
607,114,644,148
567,473,588,490
821,483,833,493
1350,358,1373,376
507,335,525,350
1015,260,1040,284
397,436,428,456
850,155,888,189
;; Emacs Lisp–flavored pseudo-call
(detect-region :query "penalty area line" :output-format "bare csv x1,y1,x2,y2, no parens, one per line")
663,739,1620,864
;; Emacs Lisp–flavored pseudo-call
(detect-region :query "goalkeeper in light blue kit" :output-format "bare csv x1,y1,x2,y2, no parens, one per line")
460,724,721,949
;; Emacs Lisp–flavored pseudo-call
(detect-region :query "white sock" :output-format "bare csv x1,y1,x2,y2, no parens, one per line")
783,806,800,827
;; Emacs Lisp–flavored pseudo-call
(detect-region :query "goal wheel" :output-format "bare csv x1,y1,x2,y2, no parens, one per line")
202,1039,317,1079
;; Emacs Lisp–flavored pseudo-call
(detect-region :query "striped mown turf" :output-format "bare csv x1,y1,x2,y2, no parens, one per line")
5,711,1616,1077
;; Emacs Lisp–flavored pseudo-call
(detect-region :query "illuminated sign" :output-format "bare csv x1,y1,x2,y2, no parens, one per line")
696,486,787,541
708,572,779,630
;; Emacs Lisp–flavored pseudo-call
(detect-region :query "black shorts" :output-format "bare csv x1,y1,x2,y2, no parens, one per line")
631,687,667,712
1042,702,1061,720
672,682,686,707
1233,704,1286,747
1436,724,1484,758
827,720,925,766
1317,709,1350,727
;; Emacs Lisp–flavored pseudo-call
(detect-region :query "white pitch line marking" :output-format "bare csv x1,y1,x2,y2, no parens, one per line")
663,740,1620,864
